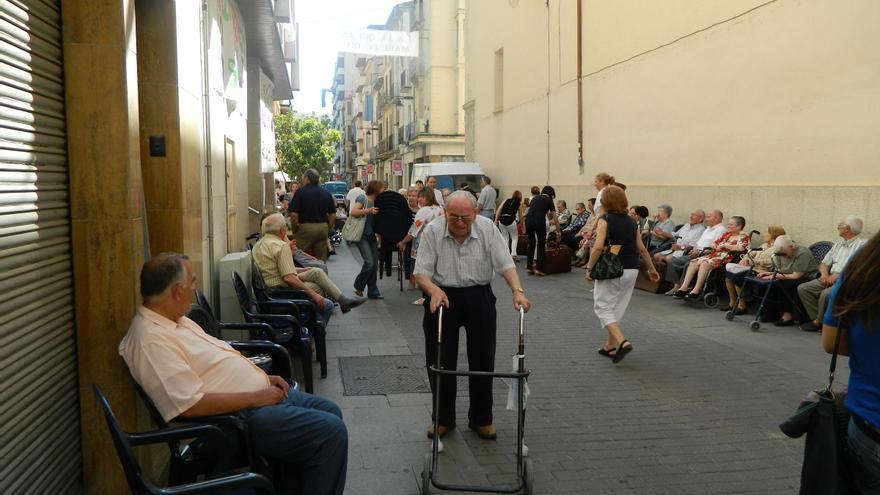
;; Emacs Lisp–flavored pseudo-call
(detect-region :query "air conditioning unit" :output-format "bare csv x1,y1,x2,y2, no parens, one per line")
217,251,252,323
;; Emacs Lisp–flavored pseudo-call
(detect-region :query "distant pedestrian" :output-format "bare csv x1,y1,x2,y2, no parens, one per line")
524,186,560,276
585,185,659,363
821,229,880,493
476,176,497,219
349,180,383,299
345,180,364,213
415,179,424,192
289,170,335,261
414,191,531,441
426,175,444,207
495,190,523,261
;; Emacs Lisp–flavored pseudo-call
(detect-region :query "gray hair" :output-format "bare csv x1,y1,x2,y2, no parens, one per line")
773,235,796,251
140,252,189,301
842,216,863,234
261,213,286,235
446,190,477,208
304,169,320,184
692,209,706,221
658,204,673,217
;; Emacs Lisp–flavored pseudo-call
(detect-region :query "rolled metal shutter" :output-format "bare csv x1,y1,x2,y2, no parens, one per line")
0,0,81,493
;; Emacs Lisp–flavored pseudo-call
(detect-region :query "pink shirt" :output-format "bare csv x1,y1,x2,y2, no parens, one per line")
119,306,269,421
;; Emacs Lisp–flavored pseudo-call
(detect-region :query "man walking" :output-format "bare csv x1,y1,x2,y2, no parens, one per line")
289,169,336,260
414,191,531,440
476,175,497,219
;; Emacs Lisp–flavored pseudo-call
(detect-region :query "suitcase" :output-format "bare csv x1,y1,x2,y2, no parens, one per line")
517,234,529,255
543,244,572,274
635,258,671,293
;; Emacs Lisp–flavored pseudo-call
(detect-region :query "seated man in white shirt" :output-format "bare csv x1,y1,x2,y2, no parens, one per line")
653,209,707,264
120,253,347,495
663,209,726,295
798,216,867,332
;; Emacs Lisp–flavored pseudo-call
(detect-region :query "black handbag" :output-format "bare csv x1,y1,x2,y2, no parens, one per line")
590,245,623,280
779,325,854,495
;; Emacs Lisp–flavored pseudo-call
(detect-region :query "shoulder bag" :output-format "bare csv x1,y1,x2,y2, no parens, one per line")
341,196,367,242
590,215,623,280
778,321,854,495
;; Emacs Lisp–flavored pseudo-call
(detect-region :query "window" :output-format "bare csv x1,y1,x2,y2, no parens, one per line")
494,48,504,113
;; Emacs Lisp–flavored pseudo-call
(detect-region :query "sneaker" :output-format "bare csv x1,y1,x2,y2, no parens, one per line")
338,295,367,313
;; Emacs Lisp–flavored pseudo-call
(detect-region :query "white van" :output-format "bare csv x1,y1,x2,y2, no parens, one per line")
411,162,485,193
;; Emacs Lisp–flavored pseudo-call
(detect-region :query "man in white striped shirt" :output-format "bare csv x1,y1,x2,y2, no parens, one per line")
414,191,531,441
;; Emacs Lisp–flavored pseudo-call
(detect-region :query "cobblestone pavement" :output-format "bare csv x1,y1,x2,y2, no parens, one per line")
315,243,845,494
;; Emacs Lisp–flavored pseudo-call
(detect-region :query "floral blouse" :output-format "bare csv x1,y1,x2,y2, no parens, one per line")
408,205,443,257
697,231,751,269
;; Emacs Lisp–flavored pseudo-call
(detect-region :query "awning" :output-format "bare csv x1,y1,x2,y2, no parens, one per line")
236,0,293,100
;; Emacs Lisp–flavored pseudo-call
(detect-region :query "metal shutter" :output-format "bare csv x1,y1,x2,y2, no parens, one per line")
0,0,81,493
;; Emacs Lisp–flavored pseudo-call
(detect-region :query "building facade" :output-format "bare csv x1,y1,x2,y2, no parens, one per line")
464,0,880,243
0,0,299,492
331,0,466,190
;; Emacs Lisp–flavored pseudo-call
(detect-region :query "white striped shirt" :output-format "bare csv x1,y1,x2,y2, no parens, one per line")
414,215,515,288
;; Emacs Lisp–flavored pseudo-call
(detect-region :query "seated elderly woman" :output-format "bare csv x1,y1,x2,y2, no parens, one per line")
720,225,785,313
673,216,750,300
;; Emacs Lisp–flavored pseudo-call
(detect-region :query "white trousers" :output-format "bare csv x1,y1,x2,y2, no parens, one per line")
499,222,519,255
592,269,639,328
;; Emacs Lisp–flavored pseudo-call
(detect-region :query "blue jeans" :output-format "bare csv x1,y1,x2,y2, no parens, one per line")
847,418,880,493
318,297,334,325
354,235,380,297
238,388,347,495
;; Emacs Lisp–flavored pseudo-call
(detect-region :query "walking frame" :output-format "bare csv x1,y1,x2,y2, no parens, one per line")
421,306,534,495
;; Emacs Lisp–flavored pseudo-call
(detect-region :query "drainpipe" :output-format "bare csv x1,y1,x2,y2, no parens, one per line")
200,0,217,303
576,0,584,174
545,0,551,184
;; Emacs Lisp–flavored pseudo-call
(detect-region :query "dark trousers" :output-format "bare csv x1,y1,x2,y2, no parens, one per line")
422,285,497,427
770,277,808,316
561,231,581,251
404,244,413,280
525,220,547,271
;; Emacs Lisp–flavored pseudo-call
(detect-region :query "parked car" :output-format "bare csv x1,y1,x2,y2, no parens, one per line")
322,181,347,207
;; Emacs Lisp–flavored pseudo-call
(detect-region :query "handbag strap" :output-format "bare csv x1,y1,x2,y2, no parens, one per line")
827,317,844,392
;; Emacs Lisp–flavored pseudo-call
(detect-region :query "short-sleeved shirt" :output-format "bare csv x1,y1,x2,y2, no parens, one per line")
345,187,365,212
354,194,375,237
120,306,269,421
602,213,639,269
823,236,867,275
774,245,819,277
431,187,445,208
694,223,726,250
477,185,497,212
408,205,443,255
649,218,676,245
525,194,554,224
824,276,880,428
289,183,335,224
252,233,297,288
414,215,515,288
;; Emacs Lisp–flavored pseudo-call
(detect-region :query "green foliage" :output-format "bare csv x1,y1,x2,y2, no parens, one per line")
274,113,341,181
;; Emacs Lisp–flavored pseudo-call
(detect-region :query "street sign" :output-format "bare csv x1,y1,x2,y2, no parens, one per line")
391,160,403,176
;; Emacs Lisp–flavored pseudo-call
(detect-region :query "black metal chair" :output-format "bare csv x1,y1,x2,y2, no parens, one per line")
250,263,328,379
94,385,275,495
232,271,314,393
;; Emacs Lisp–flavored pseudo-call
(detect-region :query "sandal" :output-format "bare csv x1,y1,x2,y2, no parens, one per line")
612,340,633,364
354,289,364,297
533,270,546,277
597,347,616,358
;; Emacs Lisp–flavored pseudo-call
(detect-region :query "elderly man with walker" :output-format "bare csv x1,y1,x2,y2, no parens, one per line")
414,191,531,442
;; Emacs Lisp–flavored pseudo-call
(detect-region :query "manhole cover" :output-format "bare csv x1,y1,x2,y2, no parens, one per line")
339,355,430,396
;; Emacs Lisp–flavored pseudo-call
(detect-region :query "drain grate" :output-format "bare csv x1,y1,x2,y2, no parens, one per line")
339,355,430,396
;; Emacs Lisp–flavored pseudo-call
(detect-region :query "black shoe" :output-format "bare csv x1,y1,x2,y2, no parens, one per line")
800,321,821,332
368,293,384,300
672,290,687,300
612,340,633,364
338,295,367,313
759,314,777,323
718,304,733,312
773,318,795,327
686,292,701,300
732,307,749,316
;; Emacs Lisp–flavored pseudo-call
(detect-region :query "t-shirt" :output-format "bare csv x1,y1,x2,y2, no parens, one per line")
290,183,335,224
824,276,880,429
774,245,819,277
477,185,497,212
649,218,676,246
346,187,365,212
525,194,554,224
602,213,640,269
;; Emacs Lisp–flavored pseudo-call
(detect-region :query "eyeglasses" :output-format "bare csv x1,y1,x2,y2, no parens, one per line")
447,214,474,223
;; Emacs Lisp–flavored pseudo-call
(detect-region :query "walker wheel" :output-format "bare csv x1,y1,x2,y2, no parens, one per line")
523,458,534,495
725,311,735,321
421,453,432,494
750,320,761,331
703,292,719,308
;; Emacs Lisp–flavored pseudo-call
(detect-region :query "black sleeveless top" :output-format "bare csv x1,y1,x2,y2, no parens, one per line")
602,213,640,269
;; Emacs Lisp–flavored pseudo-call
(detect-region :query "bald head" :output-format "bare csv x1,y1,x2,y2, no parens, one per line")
140,252,189,302
446,190,477,210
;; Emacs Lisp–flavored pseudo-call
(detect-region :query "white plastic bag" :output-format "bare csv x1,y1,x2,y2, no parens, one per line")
506,354,530,411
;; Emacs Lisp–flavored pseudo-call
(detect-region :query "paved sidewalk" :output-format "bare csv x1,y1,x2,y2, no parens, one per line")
316,243,842,494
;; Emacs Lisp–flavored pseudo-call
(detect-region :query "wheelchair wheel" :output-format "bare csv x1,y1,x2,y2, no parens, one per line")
421,453,432,494
750,320,761,331
523,458,534,495
703,292,719,308
725,311,735,321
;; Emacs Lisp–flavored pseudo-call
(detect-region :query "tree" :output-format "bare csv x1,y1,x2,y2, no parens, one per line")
274,112,341,182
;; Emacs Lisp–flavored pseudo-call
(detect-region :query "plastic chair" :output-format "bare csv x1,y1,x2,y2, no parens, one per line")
232,271,314,393
93,385,275,495
251,264,328,379
809,241,834,264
